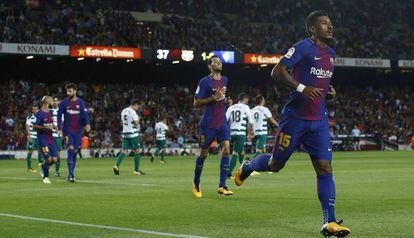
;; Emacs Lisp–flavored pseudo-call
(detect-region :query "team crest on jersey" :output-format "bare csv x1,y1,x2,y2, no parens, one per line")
284,47,295,59
76,105,80,109
330,58,335,66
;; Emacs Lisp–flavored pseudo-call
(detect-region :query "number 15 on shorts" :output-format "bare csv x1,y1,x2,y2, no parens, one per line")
278,132,291,148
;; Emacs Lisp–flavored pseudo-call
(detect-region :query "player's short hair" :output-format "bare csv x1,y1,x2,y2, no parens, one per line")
238,92,249,102
255,95,265,105
305,10,329,36
41,96,52,105
130,99,141,106
65,83,77,90
208,55,220,65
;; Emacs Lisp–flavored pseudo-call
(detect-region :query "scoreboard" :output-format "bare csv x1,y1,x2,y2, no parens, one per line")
154,49,236,64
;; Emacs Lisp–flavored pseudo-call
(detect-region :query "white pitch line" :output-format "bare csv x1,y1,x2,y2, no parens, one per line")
0,213,208,238
0,176,156,187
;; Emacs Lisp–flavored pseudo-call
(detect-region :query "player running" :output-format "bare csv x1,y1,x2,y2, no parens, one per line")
192,55,234,198
226,92,253,178
34,96,58,184
251,95,278,158
234,11,351,237
52,96,63,177
151,118,169,164
57,83,91,183
25,105,43,173
113,99,145,175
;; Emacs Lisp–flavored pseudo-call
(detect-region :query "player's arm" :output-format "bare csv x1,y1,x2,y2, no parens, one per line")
194,87,225,107
271,44,323,100
57,101,64,130
247,109,254,139
25,119,32,143
80,100,91,132
326,85,336,100
272,63,323,100
268,117,279,127
132,111,140,127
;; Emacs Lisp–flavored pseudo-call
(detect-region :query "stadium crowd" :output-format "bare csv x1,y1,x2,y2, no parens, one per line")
0,79,413,150
0,0,413,58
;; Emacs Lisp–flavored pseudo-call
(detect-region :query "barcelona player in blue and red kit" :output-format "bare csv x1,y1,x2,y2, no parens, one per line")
57,83,91,183
192,56,234,198
34,96,58,184
235,11,350,237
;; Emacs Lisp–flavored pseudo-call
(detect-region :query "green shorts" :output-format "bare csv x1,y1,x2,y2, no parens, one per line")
26,138,38,150
255,135,267,150
231,135,246,153
54,137,63,151
122,136,141,150
156,139,166,149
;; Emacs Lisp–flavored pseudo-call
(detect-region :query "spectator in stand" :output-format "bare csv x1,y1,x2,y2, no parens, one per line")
351,125,361,151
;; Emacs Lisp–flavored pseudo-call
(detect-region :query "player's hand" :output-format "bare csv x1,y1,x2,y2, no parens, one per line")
45,125,54,130
302,86,324,100
28,136,32,144
85,124,91,133
212,87,226,100
225,97,233,106
58,130,63,137
326,85,336,99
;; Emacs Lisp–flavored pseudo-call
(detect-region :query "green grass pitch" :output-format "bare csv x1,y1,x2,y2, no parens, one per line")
1,151,413,237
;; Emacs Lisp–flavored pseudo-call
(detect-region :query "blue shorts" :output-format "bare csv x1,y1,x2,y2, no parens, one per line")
38,138,58,159
199,125,230,149
272,116,332,164
64,132,82,149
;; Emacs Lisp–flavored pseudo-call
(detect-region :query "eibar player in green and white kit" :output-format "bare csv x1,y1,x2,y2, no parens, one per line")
226,93,253,178
113,99,145,175
25,105,43,172
151,118,169,163
251,95,278,158
52,96,63,177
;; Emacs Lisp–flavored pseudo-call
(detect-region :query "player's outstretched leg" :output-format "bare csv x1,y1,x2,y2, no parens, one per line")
113,151,126,175
235,153,272,186
193,156,206,198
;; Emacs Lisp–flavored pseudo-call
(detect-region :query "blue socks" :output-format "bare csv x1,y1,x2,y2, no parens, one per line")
249,153,271,171
219,156,230,187
193,156,205,185
42,163,50,178
317,174,336,223
67,150,77,178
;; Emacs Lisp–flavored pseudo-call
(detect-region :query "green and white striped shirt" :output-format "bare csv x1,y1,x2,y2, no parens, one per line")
51,108,60,138
155,122,168,140
25,114,37,139
121,107,140,138
251,106,272,136
226,103,253,136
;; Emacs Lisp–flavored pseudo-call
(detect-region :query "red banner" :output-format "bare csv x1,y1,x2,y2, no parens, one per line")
70,46,141,59
244,53,283,64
